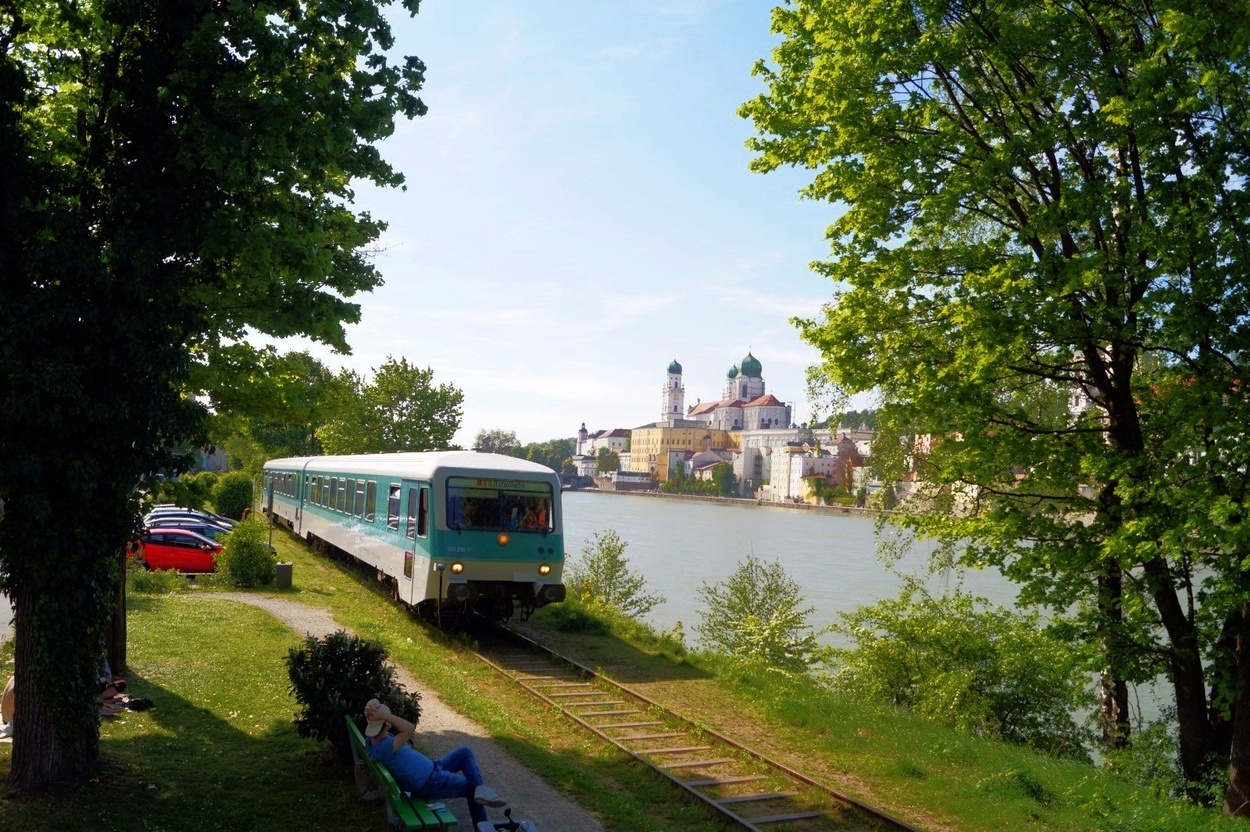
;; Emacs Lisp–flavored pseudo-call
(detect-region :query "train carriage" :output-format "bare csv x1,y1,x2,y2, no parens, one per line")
262,451,566,622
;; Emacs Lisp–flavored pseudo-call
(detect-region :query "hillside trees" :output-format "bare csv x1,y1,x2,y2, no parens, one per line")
741,0,1250,807
510,438,576,476
474,429,519,454
0,0,426,790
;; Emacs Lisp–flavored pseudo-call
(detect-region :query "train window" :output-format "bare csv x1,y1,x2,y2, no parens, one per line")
387,484,401,530
405,489,418,540
355,481,366,518
346,479,356,516
337,478,347,513
364,481,376,522
329,478,338,511
445,477,553,534
417,487,429,538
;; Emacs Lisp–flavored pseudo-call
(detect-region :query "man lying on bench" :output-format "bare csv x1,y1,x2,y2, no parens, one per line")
363,698,509,828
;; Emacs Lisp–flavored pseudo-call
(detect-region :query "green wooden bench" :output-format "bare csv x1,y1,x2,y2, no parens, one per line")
345,714,458,830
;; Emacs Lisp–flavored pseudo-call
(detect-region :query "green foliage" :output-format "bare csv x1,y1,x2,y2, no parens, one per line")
216,518,276,588
538,601,610,635
742,0,1250,798
211,471,254,520
125,560,188,595
474,429,518,453
595,447,620,473
317,357,463,454
695,553,830,674
286,630,421,763
1103,718,1185,800
660,461,736,497
829,584,1089,759
509,437,576,474
213,351,335,474
565,530,665,620
1,0,427,787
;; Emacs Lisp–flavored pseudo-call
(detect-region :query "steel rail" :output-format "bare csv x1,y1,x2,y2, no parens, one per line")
479,627,925,832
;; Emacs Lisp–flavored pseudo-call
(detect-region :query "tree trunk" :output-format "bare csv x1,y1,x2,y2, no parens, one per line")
1224,603,1250,816
7,589,100,791
1143,556,1213,794
108,544,127,673
1097,566,1130,750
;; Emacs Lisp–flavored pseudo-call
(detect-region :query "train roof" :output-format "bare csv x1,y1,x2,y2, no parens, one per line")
263,451,559,482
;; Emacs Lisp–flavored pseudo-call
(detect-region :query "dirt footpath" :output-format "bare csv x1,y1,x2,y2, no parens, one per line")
214,593,604,832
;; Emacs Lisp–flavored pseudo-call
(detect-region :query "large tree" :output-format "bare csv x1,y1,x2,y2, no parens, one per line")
742,0,1250,808
0,0,426,790
316,356,463,453
473,428,519,454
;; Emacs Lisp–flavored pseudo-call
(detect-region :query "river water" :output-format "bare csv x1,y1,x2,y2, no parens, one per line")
560,491,1018,639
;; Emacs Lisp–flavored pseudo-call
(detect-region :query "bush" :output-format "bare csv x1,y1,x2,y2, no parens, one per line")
126,558,188,594
564,530,665,620
286,630,421,761
216,517,276,588
828,582,1090,760
211,471,253,520
537,600,610,635
695,552,830,674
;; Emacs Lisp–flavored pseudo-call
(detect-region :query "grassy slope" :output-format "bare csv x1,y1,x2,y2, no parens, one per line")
1,524,1247,831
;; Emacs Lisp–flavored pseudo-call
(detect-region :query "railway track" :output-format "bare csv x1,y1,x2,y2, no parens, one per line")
477,628,924,832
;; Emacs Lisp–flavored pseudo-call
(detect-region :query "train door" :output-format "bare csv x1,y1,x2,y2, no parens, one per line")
399,480,430,605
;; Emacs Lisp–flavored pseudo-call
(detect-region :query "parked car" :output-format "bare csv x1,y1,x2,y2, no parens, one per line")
144,507,236,529
145,519,230,542
130,528,222,573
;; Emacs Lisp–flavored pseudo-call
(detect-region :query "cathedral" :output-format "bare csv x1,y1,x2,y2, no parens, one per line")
678,352,792,431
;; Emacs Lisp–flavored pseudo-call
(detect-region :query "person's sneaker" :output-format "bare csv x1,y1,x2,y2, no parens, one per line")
473,786,507,807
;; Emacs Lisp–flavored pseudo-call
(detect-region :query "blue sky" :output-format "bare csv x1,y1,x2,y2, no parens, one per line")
275,1,850,447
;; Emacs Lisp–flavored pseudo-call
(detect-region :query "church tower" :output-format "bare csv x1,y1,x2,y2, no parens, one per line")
661,359,685,421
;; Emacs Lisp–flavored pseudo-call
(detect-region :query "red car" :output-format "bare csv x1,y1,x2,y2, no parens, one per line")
131,528,222,573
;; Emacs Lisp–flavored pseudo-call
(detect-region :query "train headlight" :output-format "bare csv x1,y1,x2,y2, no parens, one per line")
450,562,464,574
538,563,551,576
496,532,509,546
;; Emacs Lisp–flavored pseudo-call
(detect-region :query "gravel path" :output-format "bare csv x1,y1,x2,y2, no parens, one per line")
213,593,604,832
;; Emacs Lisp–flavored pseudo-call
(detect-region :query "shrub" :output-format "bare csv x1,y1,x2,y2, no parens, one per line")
211,470,253,519
286,630,421,761
828,581,1090,760
695,552,830,674
564,530,665,620
186,470,219,502
537,600,610,635
126,559,188,594
216,517,276,588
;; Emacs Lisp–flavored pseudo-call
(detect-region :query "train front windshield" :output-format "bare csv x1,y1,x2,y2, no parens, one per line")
445,477,554,533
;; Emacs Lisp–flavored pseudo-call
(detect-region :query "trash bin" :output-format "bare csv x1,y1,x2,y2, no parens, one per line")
275,561,293,590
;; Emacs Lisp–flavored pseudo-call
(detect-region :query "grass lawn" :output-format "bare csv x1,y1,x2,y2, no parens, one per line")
3,522,1250,831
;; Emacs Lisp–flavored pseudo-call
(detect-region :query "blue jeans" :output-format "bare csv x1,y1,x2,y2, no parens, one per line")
417,746,488,825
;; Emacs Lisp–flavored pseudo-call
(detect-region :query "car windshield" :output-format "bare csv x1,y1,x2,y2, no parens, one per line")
445,477,553,533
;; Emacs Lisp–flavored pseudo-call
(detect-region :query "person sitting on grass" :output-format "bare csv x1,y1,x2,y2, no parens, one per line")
363,698,507,827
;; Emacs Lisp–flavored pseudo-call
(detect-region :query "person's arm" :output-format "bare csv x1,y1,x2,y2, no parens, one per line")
383,710,416,754
365,699,417,754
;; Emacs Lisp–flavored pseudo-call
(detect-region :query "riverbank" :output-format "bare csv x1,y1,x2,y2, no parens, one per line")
566,484,883,517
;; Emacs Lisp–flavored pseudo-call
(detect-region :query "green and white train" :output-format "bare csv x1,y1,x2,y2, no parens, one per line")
262,451,566,623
